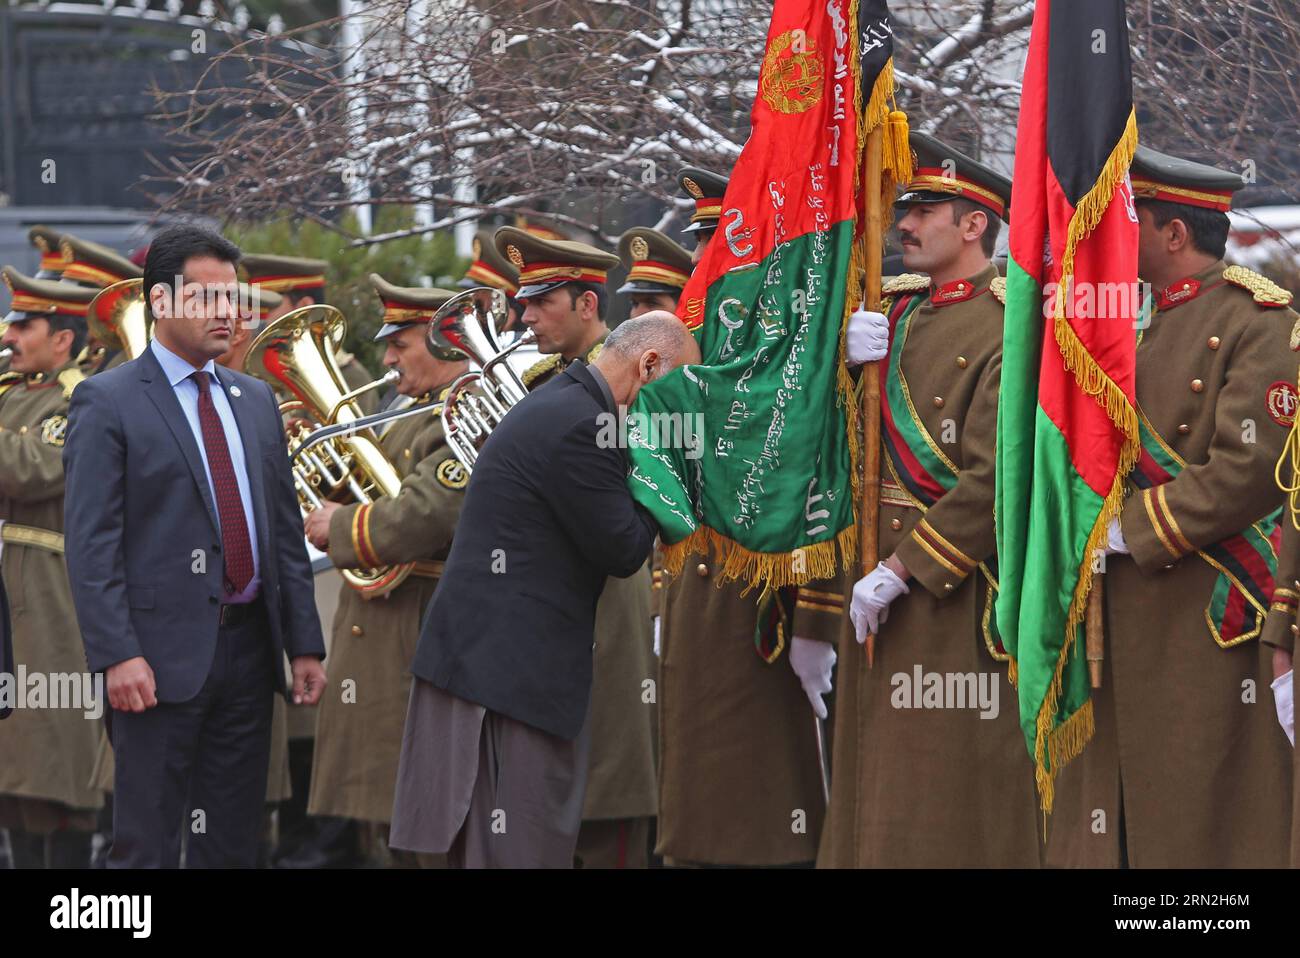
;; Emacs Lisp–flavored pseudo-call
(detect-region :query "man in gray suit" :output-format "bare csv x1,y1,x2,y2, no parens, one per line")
63,225,327,868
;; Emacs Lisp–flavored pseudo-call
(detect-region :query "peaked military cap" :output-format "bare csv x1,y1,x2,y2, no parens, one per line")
895,131,1012,221
370,273,459,342
460,228,521,295
616,227,693,296
493,226,620,301
3,266,96,325
1130,145,1243,212
58,235,143,289
242,283,283,321
239,253,328,299
677,167,730,234
514,217,569,242
28,226,67,279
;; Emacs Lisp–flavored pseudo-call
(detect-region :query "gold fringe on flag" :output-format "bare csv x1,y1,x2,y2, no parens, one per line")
660,523,858,593
1034,107,1140,814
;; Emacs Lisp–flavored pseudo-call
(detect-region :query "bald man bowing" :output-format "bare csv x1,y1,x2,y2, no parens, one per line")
390,312,699,868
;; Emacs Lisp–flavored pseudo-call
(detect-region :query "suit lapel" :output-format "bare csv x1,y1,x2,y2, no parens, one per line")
140,348,221,536
215,367,271,560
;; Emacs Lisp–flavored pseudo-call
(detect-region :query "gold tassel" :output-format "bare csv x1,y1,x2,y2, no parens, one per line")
882,109,913,187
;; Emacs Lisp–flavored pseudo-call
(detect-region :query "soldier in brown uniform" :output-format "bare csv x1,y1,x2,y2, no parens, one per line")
57,236,142,377
1045,146,1296,868
820,135,1040,868
27,227,67,280
492,226,659,868
1265,357,1300,864
1,226,65,379
616,228,692,319
459,227,523,340
240,253,379,416
654,168,847,867
0,268,100,868
302,275,470,866
0,227,60,377
236,252,382,866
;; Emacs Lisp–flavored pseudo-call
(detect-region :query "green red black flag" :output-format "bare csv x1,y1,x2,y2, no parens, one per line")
995,0,1139,811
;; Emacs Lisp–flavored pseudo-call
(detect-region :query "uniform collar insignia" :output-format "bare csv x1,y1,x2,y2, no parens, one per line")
931,278,974,305
930,272,991,308
1156,277,1202,310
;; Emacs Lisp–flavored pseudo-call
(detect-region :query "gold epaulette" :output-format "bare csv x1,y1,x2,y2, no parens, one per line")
990,276,1007,304
0,371,22,400
521,353,560,389
1290,317,1300,352
1222,265,1294,308
586,342,604,363
882,273,930,295
58,367,86,400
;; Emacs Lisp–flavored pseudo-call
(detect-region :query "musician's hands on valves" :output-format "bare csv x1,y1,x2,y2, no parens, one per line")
305,501,342,550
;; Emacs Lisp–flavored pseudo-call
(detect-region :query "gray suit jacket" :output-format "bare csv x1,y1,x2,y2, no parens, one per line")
63,345,324,702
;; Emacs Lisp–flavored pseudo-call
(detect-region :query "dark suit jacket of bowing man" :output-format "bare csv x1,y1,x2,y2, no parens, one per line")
411,359,657,740
62,341,324,700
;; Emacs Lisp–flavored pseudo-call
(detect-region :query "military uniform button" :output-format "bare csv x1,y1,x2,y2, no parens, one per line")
18,425,27,434
932,396,945,409
1177,424,1190,435
351,625,363,636
890,518,903,530
943,583,954,592
696,563,709,578
1291,624,1298,636
1207,336,1220,350
1190,379,1204,393
1293,579,1299,590
404,449,412,459
955,356,968,369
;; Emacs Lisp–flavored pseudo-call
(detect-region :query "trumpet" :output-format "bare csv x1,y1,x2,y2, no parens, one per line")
244,302,416,598
428,287,535,471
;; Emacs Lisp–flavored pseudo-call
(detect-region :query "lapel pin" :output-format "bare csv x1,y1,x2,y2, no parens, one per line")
230,385,242,397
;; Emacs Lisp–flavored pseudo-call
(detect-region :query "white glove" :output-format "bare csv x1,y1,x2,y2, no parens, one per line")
1271,669,1294,746
652,615,661,658
846,308,889,366
849,562,909,644
1105,517,1129,556
789,636,836,720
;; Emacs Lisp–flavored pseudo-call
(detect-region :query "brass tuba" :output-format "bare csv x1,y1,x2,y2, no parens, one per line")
244,303,412,598
428,286,535,471
87,278,151,360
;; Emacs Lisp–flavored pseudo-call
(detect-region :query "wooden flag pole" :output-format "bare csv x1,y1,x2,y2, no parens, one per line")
860,125,885,669
1086,572,1105,688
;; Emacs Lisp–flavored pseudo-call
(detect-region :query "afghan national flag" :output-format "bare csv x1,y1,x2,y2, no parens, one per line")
625,0,909,590
994,0,1139,812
